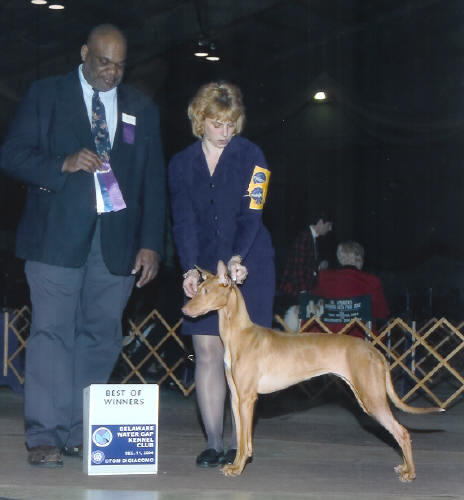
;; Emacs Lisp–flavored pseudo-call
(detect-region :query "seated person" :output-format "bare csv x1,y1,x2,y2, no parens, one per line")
311,241,390,338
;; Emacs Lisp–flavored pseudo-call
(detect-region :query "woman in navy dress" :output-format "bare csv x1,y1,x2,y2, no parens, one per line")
168,81,275,467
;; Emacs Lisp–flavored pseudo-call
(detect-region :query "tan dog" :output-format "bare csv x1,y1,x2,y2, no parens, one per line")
182,261,443,482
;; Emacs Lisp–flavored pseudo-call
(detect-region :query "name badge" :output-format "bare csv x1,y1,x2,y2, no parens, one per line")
122,113,136,144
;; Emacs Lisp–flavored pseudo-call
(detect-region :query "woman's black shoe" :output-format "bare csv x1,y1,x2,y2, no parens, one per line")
195,448,222,468
219,448,236,465
219,449,253,465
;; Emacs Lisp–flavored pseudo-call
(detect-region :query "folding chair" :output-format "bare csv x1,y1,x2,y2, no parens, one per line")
298,292,372,337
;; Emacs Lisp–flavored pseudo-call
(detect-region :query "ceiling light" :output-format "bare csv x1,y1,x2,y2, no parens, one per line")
314,91,327,101
194,39,209,57
31,0,48,4
49,3,65,9
205,42,220,62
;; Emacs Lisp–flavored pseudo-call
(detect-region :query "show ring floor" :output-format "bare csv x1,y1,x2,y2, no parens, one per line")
0,384,462,500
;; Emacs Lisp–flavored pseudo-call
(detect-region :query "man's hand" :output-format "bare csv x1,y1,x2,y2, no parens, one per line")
132,249,160,288
62,148,103,174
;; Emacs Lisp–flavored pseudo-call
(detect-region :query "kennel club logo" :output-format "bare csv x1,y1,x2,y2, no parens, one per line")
91,450,106,464
90,427,113,465
93,426,113,447
247,165,270,210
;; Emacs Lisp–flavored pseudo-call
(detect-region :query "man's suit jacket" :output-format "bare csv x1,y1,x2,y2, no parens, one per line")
0,70,165,275
279,228,319,296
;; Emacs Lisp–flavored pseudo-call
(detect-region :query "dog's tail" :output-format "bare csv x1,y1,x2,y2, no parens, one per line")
385,360,445,414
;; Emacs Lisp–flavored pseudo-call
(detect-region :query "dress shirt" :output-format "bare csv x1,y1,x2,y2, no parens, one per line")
310,225,318,260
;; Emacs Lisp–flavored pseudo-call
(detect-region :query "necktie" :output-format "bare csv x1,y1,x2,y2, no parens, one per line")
91,89,126,212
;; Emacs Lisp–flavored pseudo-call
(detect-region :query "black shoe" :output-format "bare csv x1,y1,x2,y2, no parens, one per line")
196,448,223,468
219,449,253,465
219,448,236,465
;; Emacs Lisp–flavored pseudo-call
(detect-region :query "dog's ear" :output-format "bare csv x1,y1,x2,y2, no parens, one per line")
217,260,232,287
194,265,214,281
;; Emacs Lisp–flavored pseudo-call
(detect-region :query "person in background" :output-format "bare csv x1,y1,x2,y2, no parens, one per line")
0,24,165,467
279,210,333,297
312,241,390,337
168,81,275,468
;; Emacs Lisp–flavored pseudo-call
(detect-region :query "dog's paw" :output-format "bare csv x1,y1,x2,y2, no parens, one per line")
394,464,415,482
394,463,406,474
221,463,244,477
398,472,415,483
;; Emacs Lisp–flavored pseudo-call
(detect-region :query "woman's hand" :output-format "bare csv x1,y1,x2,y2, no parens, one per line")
183,269,200,298
227,255,248,284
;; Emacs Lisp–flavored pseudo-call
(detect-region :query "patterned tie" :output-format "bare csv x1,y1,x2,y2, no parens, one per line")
91,89,126,212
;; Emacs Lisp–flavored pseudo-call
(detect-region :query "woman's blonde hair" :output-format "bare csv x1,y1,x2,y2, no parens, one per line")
187,81,245,138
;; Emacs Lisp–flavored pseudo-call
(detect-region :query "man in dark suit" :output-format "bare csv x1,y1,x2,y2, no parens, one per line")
279,210,333,297
0,24,166,467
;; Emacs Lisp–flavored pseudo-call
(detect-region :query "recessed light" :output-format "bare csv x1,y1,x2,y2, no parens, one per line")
314,91,327,100
194,39,209,57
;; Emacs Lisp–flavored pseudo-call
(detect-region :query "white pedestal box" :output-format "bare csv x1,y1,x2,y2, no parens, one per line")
83,384,159,475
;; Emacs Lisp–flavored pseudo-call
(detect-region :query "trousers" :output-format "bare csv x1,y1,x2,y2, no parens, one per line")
24,220,134,448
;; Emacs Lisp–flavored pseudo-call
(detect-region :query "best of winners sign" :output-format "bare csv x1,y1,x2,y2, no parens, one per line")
83,384,159,475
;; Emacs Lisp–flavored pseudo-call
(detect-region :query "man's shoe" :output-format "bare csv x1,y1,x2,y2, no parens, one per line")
195,448,222,468
62,445,83,458
28,445,63,468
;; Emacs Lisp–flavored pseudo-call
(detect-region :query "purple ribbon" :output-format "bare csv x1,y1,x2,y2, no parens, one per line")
97,162,126,212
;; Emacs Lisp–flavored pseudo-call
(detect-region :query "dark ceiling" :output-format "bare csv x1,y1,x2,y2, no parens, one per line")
3,1,461,132
1,0,464,286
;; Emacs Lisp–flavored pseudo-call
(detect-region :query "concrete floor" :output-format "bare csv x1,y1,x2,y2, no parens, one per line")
0,383,462,500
